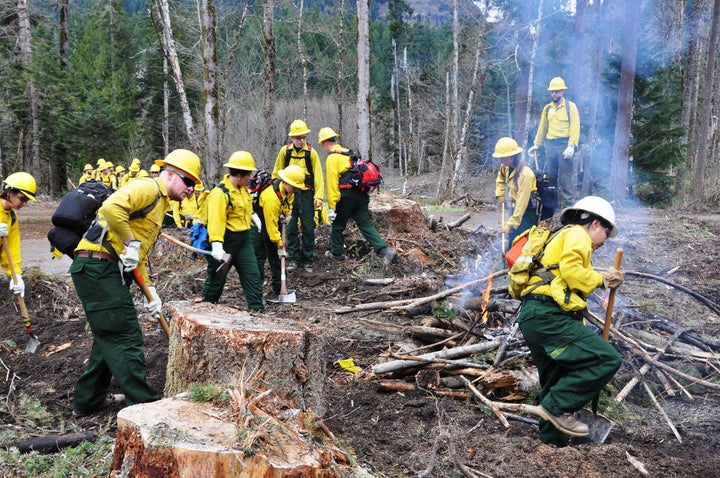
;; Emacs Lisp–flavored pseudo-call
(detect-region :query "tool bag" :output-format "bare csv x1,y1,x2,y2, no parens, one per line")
47,180,112,257
338,150,383,194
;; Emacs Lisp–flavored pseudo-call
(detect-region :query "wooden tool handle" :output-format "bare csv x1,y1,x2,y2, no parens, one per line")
1,236,33,333
131,268,170,337
602,248,624,341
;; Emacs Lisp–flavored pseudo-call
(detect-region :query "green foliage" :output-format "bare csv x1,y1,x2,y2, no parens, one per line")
187,381,225,402
431,300,456,319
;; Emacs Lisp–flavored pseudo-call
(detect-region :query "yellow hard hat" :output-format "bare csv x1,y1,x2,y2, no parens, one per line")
492,137,523,158
96,158,107,169
129,164,140,172
131,157,141,165
105,161,114,168
278,164,308,190
83,164,94,172
149,164,161,173
3,172,37,202
115,165,126,174
156,149,201,184
96,157,106,166
223,151,257,171
288,119,311,137
194,182,205,192
318,127,339,143
139,169,149,177
547,77,568,91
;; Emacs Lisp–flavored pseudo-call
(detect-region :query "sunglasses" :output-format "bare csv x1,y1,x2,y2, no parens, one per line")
17,193,30,204
174,170,195,188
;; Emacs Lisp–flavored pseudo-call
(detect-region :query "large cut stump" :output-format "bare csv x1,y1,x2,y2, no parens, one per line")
110,398,348,477
164,301,325,415
368,194,426,233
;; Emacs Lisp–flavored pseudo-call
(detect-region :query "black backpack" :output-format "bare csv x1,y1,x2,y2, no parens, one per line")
534,172,557,220
47,180,112,257
284,143,314,189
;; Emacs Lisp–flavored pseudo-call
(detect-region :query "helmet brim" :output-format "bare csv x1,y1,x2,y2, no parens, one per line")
278,170,308,190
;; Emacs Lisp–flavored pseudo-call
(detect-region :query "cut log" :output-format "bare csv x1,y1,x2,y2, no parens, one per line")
368,194,427,233
110,398,349,477
164,301,325,414
17,432,95,454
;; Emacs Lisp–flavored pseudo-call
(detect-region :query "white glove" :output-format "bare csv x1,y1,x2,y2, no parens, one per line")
9,275,24,298
119,240,141,272
527,145,539,155
279,215,290,225
278,247,288,257
211,241,226,261
251,212,262,233
327,209,337,221
144,285,162,317
563,145,575,159
0,223,8,237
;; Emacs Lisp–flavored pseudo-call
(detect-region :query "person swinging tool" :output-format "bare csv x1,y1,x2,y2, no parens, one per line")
493,137,538,251
69,149,202,417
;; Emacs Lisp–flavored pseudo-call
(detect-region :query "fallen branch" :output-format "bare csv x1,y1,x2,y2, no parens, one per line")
461,376,509,428
393,271,507,312
446,212,471,229
376,380,469,399
622,270,720,316
372,340,500,375
642,381,682,443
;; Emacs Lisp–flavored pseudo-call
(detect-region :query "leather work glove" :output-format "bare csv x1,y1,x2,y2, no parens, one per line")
278,246,288,258
327,209,337,222
144,285,162,317
527,145,539,155
0,222,8,237
9,275,25,298
602,267,625,289
496,195,505,203
211,241,227,262
563,145,575,159
313,198,323,210
119,240,141,272
251,212,262,233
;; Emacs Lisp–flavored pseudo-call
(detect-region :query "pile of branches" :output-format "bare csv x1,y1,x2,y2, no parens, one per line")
337,269,720,442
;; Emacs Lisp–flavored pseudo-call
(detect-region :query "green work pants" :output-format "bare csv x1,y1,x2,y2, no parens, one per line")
251,219,282,295
331,188,387,257
202,230,264,311
517,296,621,447
285,189,315,265
69,257,161,411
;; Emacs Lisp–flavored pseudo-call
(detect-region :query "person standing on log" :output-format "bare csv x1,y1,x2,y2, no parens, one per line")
69,148,202,416
251,165,306,302
1,172,38,299
493,136,538,248
516,195,624,446
317,127,396,265
200,151,264,312
271,119,324,273
528,77,580,209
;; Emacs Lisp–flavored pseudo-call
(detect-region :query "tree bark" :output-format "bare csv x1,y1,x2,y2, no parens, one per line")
356,0,371,159
609,0,640,199
201,0,220,180
263,0,277,168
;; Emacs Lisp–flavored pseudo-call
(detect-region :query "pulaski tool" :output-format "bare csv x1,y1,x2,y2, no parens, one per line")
131,268,170,337
276,221,296,304
160,232,232,276
1,237,41,353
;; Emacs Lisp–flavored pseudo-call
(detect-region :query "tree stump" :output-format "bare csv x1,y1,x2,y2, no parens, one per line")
368,194,426,233
110,398,348,477
164,301,325,415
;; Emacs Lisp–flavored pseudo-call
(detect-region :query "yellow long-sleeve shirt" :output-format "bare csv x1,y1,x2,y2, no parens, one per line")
495,164,537,230
206,175,253,243
1,207,22,276
271,143,325,201
258,182,294,246
524,224,603,300
533,98,580,147
74,177,167,285
78,172,94,185
324,143,353,210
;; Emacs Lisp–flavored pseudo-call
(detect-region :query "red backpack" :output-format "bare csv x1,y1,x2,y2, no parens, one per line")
338,150,382,194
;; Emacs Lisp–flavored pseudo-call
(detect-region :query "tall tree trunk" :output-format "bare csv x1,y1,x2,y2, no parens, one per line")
513,1,533,146
451,0,459,150
263,0,277,169
201,0,220,180
155,0,198,152
436,72,451,199
609,0,641,199
296,0,308,119
17,0,41,183
356,0,371,159
336,0,347,135
59,0,69,70
692,0,720,199
524,0,543,150
677,0,700,199
582,0,606,197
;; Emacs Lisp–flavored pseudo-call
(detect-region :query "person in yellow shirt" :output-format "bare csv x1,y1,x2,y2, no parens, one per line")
271,119,324,273
114,166,126,185
318,127,395,265
528,76,580,209
251,165,305,302
200,151,264,311
122,164,141,186
0,172,38,299
78,164,94,185
177,183,205,228
69,149,201,417
493,137,538,248
516,196,623,447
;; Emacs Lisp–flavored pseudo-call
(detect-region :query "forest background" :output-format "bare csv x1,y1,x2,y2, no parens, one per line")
0,0,718,208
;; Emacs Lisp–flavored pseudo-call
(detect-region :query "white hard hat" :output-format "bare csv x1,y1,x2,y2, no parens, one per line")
560,196,618,237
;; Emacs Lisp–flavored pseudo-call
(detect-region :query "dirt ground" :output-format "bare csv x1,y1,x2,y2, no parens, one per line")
2,193,720,477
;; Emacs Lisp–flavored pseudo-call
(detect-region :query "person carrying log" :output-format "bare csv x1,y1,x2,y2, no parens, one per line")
515,195,624,446
69,148,202,417
493,136,538,248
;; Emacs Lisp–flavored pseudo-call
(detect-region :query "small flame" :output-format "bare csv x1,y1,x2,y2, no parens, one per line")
481,275,494,324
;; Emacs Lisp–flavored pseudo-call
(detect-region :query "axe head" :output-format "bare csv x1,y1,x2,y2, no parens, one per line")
215,254,232,276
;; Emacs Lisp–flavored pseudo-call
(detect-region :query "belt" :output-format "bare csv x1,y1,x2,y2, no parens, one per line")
75,250,114,261
522,294,554,303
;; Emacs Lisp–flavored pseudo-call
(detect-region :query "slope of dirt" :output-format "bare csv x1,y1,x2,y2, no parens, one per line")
2,198,720,477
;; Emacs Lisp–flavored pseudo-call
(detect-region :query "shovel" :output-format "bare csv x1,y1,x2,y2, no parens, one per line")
159,232,232,276
1,237,41,353
275,222,296,304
